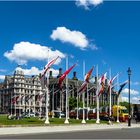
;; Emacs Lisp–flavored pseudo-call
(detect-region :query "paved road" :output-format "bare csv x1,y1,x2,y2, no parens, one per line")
0,128,140,139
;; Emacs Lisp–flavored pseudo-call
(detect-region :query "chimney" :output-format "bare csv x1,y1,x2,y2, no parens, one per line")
72,71,78,80
95,76,97,84
105,79,108,86
49,71,53,79
57,68,62,78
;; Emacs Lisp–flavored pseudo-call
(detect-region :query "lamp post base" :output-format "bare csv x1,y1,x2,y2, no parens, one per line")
116,120,120,123
64,119,69,124
81,119,86,124
108,120,112,125
45,119,50,124
96,119,100,124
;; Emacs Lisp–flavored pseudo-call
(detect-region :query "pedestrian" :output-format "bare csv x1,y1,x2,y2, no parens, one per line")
134,112,138,124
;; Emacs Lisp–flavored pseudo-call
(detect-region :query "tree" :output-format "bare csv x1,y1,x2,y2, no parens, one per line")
120,101,132,110
69,97,77,110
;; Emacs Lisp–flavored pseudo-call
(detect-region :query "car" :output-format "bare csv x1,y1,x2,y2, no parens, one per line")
21,112,35,118
53,110,65,118
69,110,77,119
30,112,35,117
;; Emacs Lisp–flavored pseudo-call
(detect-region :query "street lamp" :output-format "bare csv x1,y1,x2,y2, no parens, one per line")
127,67,131,127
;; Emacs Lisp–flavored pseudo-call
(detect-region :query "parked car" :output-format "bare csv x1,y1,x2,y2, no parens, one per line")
53,110,65,118
69,110,76,119
21,112,35,118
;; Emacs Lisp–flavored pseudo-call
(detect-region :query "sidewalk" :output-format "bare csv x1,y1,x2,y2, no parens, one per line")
0,123,140,136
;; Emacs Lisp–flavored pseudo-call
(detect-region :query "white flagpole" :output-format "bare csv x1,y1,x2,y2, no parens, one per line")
116,74,120,123
82,60,86,124
29,94,31,117
15,96,16,116
109,68,112,124
67,84,70,119
24,94,26,114
11,93,12,115
59,90,62,119
52,85,54,118
19,94,21,117
39,93,42,119
34,84,35,117
96,65,100,124
64,56,69,124
76,81,79,120
86,83,89,120
45,49,50,124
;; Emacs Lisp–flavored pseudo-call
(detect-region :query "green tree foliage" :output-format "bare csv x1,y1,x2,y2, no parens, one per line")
119,101,132,110
69,97,77,110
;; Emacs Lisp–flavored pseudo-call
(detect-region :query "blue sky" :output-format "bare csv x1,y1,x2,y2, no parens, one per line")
0,1,140,103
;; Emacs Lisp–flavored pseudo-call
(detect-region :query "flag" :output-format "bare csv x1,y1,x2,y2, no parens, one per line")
32,75,38,83
11,95,19,104
25,95,29,102
37,93,45,101
78,81,87,95
58,63,76,88
40,56,59,79
109,73,118,85
78,67,94,94
98,72,107,97
84,67,94,82
107,73,118,93
118,80,128,97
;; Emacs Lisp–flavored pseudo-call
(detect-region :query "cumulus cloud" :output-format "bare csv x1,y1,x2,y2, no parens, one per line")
121,96,140,104
4,41,65,65
131,97,140,103
121,96,128,102
0,75,5,81
131,81,140,86
16,66,59,77
75,0,103,10
90,44,98,51
50,27,89,50
0,69,7,73
122,88,139,95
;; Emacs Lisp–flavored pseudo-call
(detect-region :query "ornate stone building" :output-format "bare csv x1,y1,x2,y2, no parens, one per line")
0,66,117,115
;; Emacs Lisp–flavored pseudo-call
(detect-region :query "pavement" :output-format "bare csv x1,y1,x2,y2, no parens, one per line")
0,122,140,136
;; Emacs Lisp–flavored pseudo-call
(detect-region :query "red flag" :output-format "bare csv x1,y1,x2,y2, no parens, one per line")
78,81,87,95
107,73,118,94
98,72,107,97
78,67,94,94
11,95,19,104
40,56,59,79
84,67,94,82
58,63,76,88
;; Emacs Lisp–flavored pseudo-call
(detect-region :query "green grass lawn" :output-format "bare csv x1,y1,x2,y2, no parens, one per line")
0,115,108,126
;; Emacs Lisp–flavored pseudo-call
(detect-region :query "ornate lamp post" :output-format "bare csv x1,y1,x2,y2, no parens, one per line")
127,67,131,127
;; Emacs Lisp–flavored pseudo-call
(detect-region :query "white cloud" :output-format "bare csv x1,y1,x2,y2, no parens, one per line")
75,0,103,10
121,96,140,104
0,69,7,73
122,88,139,95
15,67,59,77
90,44,98,51
132,81,140,86
121,96,128,102
131,97,140,103
102,60,107,65
4,41,65,65
50,27,89,50
0,75,5,81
